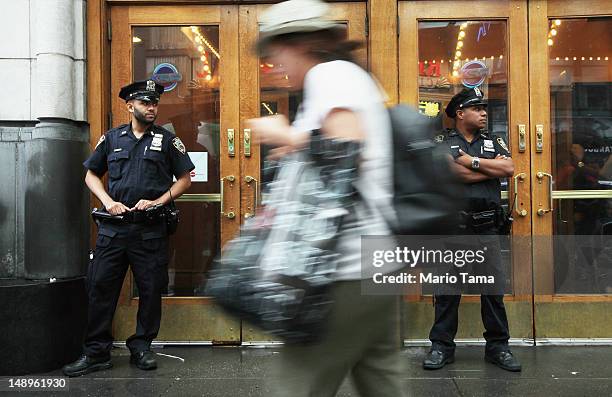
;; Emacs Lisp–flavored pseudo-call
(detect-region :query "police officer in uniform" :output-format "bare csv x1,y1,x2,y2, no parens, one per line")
63,80,195,377
423,88,521,372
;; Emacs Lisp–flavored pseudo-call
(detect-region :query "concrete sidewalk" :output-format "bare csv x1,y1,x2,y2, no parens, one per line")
11,346,612,396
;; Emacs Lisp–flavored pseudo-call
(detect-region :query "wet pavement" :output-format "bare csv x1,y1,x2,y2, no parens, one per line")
8,346,612,396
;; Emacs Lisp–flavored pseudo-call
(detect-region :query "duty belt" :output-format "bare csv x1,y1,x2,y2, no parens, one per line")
91,205,166,225
460,208,503,232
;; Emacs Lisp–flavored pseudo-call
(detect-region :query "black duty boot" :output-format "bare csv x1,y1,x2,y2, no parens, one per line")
423,349,455,370
130,350,158,370
485,350,522,372
62,354,112,377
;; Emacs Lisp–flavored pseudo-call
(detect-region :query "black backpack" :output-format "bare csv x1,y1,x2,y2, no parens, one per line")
387,104,465,235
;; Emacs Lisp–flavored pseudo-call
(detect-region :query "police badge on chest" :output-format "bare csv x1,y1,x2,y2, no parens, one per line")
150,133,163,151
483,139,495,153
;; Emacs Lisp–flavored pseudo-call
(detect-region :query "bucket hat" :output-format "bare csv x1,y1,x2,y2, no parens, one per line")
256,0,341,54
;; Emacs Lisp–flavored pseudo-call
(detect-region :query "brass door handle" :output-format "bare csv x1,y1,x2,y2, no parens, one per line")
244,176,259,219
513,173,528,217
227,129,235,157
244,129,251,157
518,124,526,153
220,175,236,219
535,124,544,153
536,171,553,216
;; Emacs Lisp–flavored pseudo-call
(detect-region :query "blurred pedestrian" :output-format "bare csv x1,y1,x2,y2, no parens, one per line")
247,0,406,395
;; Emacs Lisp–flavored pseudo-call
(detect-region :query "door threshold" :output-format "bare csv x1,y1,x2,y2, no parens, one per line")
404,338,534,347
535,338,612,346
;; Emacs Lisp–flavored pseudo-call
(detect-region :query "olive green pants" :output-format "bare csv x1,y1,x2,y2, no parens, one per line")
270,280,406,397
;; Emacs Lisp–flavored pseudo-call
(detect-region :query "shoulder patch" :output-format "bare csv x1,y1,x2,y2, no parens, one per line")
496,137,509,152
434,134,445,143
172,136,186,155
95,134,105,149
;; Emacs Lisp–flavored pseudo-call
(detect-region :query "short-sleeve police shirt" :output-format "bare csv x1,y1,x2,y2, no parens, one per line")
436,128,511,210
84,123,195,208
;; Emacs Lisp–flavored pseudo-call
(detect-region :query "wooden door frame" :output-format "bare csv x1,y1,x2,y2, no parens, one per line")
398,0,532,302
107,4,242,343
397,0,534,342
237,2,368,342
529,0,612,339
238,3,368,229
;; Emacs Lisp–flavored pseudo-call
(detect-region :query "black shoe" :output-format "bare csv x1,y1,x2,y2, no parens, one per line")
130,350,157,370
423,349,455,370
62,354,112,377
485,350,522,372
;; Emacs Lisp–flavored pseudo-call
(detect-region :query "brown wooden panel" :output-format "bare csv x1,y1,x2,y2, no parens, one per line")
528,0,554,297
219,5,242,244
87,0,110,247
507,1,533,297
369,0,398,104
239,5,261,223
127,5,221,24
547,0,612,17
406,0,510,19
398,2,418,105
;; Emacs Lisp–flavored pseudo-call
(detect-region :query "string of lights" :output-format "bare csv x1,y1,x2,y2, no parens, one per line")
190,26,220,83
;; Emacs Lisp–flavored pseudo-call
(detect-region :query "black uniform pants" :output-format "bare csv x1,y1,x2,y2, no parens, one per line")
84,222,168,358
428,228,510,355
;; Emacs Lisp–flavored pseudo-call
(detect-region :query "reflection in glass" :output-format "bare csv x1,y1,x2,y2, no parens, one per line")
258,25,349,188
549,18,612,294
132,26,222,297
417,21,512,293
417,21,508,135
554,199,612,294
550,18,612,192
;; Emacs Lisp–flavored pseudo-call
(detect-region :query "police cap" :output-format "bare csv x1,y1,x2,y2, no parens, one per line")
445,87,487,118
119,80,164,102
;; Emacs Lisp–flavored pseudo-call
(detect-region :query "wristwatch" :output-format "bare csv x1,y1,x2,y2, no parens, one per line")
471,157,480,170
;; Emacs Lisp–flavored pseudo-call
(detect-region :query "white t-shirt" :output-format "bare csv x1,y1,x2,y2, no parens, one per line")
292,60,395,280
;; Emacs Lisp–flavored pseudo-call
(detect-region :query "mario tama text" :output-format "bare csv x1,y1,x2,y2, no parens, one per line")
360,235,510,295
372,271,494,285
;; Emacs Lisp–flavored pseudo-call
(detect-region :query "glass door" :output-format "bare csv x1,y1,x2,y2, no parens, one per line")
110,5,241,343
529,0,612,340
398,0,534,343
237,2,368,343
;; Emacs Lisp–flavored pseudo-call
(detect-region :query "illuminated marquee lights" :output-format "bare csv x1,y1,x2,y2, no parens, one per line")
190,26,219,82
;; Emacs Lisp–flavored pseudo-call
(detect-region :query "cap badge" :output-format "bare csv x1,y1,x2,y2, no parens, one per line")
474,86,482,97
146,80,156,91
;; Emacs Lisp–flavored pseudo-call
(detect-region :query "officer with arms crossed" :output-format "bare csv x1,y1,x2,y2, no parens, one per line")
63,80,195,377
423,88,521,372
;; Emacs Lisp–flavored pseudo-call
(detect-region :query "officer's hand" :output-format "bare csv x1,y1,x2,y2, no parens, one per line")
131,199,155,211
105,201,131,215
455,149,473,168
496,154,509,160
